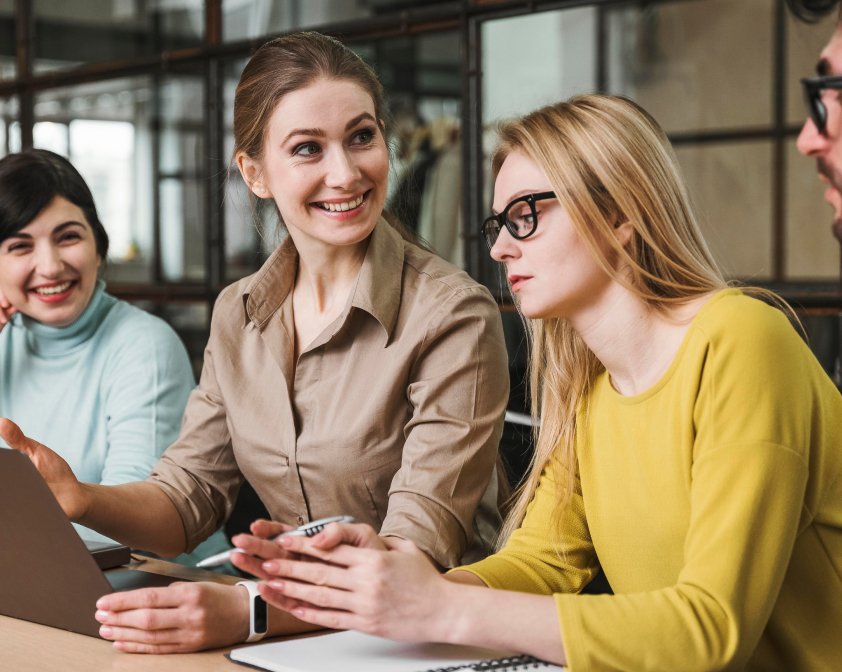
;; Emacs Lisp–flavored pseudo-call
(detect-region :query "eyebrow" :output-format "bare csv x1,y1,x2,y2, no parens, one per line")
282,112,377,145
4,221,87,240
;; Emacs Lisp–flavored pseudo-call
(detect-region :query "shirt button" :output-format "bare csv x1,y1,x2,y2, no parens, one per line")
297,515,305,526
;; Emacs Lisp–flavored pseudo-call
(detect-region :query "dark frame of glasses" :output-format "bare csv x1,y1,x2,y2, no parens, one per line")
801,74,842,135
481,190,557,249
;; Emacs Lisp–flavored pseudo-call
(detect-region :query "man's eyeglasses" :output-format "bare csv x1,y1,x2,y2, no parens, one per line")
801,74,842,135
481,191,556,249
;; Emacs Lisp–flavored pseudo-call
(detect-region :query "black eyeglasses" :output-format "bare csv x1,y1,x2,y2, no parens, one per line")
801,74,842,135
481,191,556,249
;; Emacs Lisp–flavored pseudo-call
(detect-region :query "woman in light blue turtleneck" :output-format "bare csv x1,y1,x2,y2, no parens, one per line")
0,149,225,561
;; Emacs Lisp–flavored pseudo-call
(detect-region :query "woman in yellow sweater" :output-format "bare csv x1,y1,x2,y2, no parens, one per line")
245,95,842,671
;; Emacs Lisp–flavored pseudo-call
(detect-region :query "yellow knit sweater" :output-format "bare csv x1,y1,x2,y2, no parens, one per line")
461,290,842,671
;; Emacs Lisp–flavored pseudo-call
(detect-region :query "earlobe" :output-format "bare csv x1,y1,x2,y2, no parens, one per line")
236,152,267,198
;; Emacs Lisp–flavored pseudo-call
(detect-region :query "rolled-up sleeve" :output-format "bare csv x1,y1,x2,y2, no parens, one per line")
379,286,508,567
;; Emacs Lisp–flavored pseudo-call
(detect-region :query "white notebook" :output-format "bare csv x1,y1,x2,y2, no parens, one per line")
227,630,566,672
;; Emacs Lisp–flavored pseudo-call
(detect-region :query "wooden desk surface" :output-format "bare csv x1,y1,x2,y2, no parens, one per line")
0,556,251,672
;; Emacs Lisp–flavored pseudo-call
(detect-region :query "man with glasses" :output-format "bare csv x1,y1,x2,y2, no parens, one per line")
792,0,842,244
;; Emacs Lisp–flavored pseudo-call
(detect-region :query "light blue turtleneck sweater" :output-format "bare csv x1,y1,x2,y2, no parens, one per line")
0,281,229,561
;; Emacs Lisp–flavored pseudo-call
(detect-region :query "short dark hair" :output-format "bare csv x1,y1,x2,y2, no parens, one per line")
785,0,841,22
0,149,109,259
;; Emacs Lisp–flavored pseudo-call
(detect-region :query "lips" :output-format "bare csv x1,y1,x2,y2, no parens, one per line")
28,280,77,303
508,274,531,292
312,191,368,212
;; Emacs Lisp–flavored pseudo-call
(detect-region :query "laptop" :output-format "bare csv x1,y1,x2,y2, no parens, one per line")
0,449,185,637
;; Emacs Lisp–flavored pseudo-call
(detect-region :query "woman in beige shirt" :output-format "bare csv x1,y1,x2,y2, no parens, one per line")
0,32,508,652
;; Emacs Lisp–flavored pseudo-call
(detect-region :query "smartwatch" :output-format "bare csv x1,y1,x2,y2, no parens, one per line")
237,580,268,642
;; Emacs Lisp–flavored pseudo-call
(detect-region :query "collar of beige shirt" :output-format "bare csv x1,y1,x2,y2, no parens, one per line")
240,218,405,339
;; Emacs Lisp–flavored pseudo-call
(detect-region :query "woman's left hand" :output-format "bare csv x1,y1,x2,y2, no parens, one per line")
95,581,249,653
258,533,450,642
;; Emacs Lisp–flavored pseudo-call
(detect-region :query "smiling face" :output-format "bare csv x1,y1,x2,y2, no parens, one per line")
237,77,389,255
489,151,615,320
0,196,101,327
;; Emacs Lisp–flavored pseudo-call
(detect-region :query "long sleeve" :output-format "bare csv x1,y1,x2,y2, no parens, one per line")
379,285,508,567
553,294,841,671
451,291,842,671
457,459,599,594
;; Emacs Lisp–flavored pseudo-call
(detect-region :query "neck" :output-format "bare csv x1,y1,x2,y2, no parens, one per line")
293,237,369,315
567,282,706,396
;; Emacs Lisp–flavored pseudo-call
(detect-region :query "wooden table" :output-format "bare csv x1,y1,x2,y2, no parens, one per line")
0,556,254,672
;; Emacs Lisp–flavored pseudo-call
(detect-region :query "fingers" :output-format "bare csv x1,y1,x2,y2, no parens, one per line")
0,306,17,329
250,518,293,538
278,534,378,567
96,585,185,613
311,522,385,551
0,418,36,456
261,555,355,591
0,292,17,330
94,582,242,654
232,532,288,560
110,640,191,655
264,577,354,612
258,583,356,631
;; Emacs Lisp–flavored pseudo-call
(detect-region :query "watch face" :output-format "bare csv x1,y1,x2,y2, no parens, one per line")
254,596,268,634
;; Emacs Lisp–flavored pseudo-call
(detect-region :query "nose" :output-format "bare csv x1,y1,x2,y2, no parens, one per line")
489,225,520,263
797,116,828,157
324,147,362,190
33,242,65,278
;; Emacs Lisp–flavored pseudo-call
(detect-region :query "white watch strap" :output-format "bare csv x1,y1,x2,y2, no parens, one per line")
236,580,267,643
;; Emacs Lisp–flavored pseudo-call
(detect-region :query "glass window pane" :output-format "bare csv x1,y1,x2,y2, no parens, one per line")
161,177,206,282
0,96,17,157
786,139,840,279
223,0,458,41
674,141,773,279
33,72,206,285
606,0,773,134
32,0,203,74
786,10,838,127
482,8,596,125
0,0,14,80
34,78,155,283
158,70,206,283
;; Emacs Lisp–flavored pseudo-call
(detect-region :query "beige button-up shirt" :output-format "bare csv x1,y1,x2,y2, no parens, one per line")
149,220,508,567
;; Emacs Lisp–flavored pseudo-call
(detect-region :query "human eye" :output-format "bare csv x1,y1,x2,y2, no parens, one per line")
292,141,321,158
59,231,82,244
507,201,536,235
350,127,376,146
3,240,31,254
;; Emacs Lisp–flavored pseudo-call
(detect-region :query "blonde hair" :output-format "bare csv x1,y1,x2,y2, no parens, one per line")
496,95,729,544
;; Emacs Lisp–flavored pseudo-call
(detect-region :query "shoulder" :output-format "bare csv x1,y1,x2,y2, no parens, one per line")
98,296,189,361
691,289,802,358
401,241,497,314
686,289,830,405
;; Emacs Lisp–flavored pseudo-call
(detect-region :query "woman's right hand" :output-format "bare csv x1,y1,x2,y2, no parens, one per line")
229,520,387,580
0,289,17,332
0,418,89,519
